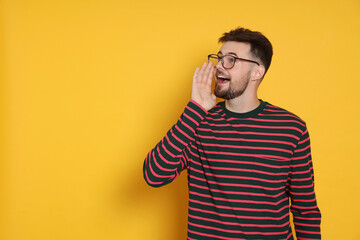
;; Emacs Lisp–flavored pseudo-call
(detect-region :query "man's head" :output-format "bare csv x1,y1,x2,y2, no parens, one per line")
218,27,273,74
212,27,273,100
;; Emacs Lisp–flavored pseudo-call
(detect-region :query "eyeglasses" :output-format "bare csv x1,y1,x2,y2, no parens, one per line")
208,54,260,69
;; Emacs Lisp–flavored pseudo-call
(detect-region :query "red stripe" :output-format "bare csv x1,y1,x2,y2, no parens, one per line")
204,157,290,169
161,139,177,158
258,113,302,122
290,184,314,189
183,112,200,126
295,222,320,227
197,128,300,140
191,165,287,184
189,190,288,206
203,121,303,133
197,147,289,161
190,174,285,191
170,128,186,145
246,117,305,127
189,197,289,213
291,205,319,210
186,102,205,119
189,213,290,228
298,136,310,145
289,190,315,196
188,221,289,235
156,145,178,165
196,140,293,154
188,229,247,240
291,160,312,168
294,145,310,153
263,109,289,113
175,125,194,141
294,216,321,221
292,198,317,203
287,176,312,182
190,182,284,198
165,134,181,152
190,149,290,169
205,116,226,121
291,152,311,160
289,168,312,175
152,151,177,172
191,158,288,176
195,132,296,147
148,156,173,179
296,229,321,234
179,116,195,133
188,205,289,220
144,167,164,186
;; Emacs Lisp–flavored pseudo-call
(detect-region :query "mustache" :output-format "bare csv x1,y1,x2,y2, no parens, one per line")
215,69,229,78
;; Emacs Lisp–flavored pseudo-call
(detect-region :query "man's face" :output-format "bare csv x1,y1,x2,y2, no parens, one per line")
214,41,257,100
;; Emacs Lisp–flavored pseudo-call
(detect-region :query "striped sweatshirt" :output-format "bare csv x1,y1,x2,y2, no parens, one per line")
143,99,321,240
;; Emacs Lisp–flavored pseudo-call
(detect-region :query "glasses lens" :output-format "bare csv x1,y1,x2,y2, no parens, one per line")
222,56,236,69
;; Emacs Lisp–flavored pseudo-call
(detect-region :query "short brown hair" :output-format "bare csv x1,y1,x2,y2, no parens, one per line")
219,27,273,74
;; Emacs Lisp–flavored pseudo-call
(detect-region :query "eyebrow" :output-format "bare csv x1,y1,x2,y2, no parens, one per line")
217,51,238,57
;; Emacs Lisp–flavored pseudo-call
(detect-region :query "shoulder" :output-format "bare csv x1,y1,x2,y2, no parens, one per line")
261,101,308,131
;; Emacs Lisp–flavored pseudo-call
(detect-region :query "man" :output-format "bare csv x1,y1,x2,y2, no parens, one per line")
143,27,321,240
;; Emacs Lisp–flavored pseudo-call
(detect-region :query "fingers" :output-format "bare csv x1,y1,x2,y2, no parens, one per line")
193,67,200,81
196,62,207,83
203,62,213,82
194,62,214,84
206,65,214,85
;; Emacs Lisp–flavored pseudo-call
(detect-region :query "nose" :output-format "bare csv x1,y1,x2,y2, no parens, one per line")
214,59,224,71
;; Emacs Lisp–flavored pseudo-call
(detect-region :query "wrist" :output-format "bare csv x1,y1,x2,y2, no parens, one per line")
190,99,209,113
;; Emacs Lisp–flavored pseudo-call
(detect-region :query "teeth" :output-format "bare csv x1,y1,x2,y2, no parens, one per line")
217,75,229,80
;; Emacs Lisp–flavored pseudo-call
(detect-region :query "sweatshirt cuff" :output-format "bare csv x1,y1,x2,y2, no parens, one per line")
184,100,208,125
189,100,208,113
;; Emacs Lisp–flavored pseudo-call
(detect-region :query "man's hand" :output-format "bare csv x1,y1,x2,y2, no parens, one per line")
191,62,216,111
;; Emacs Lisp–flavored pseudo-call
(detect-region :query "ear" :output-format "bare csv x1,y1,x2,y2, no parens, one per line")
251,65,265,81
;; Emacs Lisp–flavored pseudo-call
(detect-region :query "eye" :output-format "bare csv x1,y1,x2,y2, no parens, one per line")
224,56,235,64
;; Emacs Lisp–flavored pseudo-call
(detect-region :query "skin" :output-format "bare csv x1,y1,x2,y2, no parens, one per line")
191,41,266,113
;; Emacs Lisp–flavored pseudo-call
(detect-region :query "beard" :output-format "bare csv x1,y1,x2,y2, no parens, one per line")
214,74,250,100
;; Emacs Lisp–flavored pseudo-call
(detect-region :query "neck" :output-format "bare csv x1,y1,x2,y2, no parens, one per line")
225,92,260,113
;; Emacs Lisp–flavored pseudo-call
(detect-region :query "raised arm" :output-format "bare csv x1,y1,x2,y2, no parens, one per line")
143,62,216,187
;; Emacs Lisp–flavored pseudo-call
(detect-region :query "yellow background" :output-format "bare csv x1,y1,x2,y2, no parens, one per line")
1,0,360,239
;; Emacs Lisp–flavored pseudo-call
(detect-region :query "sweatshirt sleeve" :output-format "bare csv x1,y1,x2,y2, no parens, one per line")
143,100,208,187
287,126,322,239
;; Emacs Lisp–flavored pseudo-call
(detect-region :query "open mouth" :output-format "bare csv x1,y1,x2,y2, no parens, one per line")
217,75,230,84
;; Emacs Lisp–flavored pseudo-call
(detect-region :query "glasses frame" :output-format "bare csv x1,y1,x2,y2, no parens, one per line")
208,54,260,69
